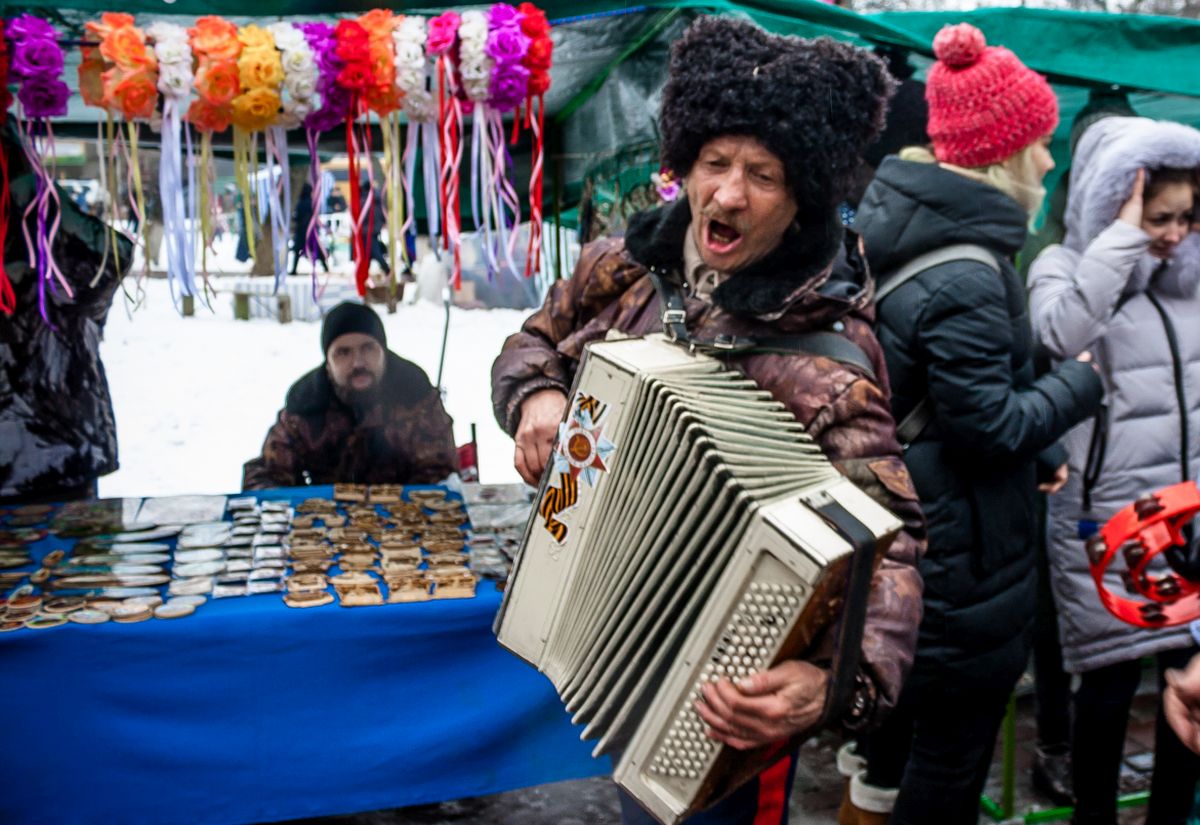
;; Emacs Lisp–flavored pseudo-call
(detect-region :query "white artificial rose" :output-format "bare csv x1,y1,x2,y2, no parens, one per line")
267,23,304,53
283,49,315,75
398,17,425,40
404,89,435,121
285,73,318,101
393,40,425,70
154,39,191,67
459,57,490,81
157,62,193,98
146,22,185,44
459,12,488,41
395,68,424,94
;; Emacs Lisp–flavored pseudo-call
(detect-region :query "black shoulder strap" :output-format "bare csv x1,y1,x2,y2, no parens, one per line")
873,244,1000,449
647,268,876,381
874,243,1000,305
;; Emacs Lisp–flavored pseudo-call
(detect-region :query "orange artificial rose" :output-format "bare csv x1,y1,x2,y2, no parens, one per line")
100,25,155,73
365,87,402,116
195,59,240,105
189,16,241,62
78,48,107,108
238,48,284,90
111,69,158,120
370,51,394,87
237,24,275,54
85,12,135,42
357,9,396,39
230,87,280,131
187,98,231,133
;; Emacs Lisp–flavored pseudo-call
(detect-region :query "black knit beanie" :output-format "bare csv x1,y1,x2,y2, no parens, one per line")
320,302,387,355
659,16,894,216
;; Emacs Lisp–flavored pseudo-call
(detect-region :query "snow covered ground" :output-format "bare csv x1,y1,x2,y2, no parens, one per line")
98,275,529,499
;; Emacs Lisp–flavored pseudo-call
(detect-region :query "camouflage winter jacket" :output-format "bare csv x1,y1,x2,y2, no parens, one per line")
491,199,925,729
242,352,458,490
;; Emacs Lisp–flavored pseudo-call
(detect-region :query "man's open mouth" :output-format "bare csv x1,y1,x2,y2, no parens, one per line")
705,219,743,254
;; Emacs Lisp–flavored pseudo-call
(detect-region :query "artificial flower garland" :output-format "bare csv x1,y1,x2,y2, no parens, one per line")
147,21,198,303
233,24,286,285
0,6,553,318
10,13,71,325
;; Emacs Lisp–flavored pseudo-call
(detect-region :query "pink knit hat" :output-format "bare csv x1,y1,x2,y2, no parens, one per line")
925,23,1058,168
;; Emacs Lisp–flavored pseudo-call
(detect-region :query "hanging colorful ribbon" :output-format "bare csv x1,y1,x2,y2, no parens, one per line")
457,11,495,278
187,16,240,279
395,16,442,261
519,3,553,278
270,23,318,293
300,21,349,301
148,22,197,307
428,12,463,289
231,24,284,275
10,14,72,326
334,18,377,296
485,4,531,281
360,9,403,299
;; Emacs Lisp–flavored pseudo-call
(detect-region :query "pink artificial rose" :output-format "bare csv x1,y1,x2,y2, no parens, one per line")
426,12,460,56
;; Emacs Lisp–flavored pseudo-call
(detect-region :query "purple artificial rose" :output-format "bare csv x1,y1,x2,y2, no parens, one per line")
486,26,529,67
18,78,69,118
304,83,351,132
11,37,64,80
488,64,529,112
8,14,57,44
487,4,521,29
304,106,342,133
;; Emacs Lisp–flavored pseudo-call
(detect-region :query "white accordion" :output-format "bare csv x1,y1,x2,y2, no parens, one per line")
495,334,902,824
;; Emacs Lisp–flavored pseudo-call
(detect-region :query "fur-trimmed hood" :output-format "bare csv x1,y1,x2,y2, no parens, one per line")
1065,116,1200,296
622,197,870,325
285,350,435,418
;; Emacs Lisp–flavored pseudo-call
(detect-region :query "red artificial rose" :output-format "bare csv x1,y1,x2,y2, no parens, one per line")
524,36,552,72
518,3,550,39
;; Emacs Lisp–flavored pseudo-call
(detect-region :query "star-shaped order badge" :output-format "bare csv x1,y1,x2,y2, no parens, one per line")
553,393,617,489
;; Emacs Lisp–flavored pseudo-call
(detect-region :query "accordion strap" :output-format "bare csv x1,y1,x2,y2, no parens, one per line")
808,496,880,730
647,267,877,381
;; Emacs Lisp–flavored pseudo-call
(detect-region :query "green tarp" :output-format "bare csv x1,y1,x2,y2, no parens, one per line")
871,8,1200,99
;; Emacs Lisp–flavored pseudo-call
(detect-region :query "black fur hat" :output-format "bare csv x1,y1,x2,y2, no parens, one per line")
659,16,895,218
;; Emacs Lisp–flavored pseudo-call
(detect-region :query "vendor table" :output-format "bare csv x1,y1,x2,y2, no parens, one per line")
0,487,602,825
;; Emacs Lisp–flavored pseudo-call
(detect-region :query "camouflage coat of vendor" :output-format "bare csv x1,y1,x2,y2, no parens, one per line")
491,197,927,729
242,352,459,490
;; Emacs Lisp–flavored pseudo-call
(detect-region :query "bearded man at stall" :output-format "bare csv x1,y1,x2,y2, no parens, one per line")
243,302,458,490
491,17,925,824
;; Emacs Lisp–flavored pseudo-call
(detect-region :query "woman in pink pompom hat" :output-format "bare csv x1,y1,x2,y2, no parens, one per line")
843,23,1107,825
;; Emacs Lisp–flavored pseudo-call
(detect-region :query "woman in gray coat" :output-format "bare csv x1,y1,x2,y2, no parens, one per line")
1028,116,1200,825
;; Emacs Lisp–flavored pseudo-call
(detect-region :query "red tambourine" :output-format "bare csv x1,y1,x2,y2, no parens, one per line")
1089,482,1200,628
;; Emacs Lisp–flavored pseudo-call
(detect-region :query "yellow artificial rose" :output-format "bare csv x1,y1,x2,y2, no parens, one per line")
238,47,284,90
231,87,281,131
237,24,275,54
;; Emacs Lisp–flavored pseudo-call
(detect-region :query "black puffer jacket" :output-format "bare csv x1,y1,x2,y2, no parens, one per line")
0,132,131,500
854,157,1103,685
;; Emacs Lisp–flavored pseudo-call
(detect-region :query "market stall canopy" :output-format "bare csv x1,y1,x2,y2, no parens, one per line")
871,8,1200,99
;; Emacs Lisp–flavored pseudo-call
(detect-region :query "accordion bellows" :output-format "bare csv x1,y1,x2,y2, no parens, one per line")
495,335,901,824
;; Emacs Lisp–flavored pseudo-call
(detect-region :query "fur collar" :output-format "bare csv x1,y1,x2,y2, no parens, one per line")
1066,117,1200,298
623,198,845,320
285,351,430,418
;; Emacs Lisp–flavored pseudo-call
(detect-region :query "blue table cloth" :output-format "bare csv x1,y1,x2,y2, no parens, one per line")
0,487,602,825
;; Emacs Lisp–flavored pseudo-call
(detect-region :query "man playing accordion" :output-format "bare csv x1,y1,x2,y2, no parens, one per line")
491,17,926,825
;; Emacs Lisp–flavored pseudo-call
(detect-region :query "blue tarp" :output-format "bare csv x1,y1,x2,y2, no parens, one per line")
0,487,602,825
